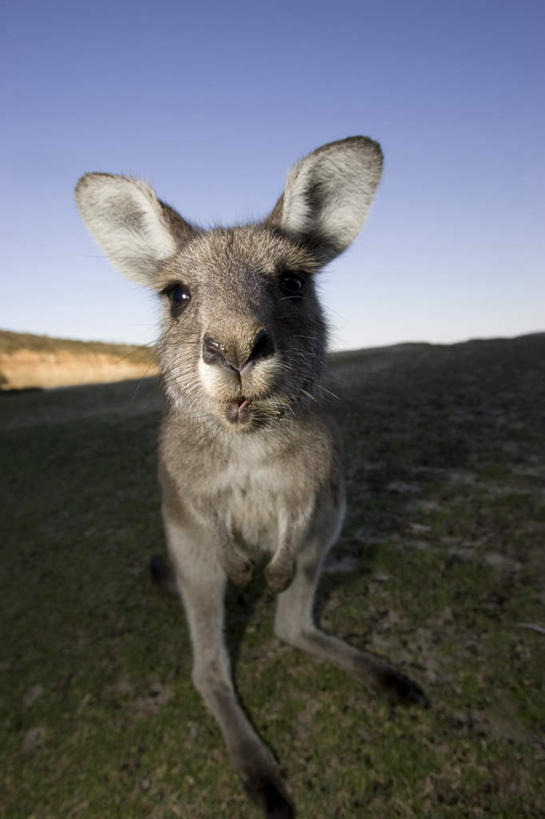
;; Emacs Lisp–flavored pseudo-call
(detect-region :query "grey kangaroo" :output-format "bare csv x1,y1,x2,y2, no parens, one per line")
75,136,428,818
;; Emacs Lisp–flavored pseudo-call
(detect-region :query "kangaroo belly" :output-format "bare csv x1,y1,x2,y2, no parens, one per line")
229,494,279,555
222,465,295,555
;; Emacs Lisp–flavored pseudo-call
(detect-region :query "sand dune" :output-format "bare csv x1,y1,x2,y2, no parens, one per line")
0,330,158,390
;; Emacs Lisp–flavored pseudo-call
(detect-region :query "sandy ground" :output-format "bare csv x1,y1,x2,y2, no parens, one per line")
0,348,159,390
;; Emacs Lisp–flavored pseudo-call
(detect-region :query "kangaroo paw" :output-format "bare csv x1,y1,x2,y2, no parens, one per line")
244,775,294,819
264,557,295,594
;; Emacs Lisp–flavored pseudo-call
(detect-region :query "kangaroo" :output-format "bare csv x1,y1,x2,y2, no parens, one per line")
75,136,428,818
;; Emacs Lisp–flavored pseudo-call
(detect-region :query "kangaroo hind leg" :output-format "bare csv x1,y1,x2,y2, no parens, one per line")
274,528,429,709
167,523,293,818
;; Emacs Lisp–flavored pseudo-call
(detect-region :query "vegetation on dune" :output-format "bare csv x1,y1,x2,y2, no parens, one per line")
0,329,157,362
0,330,158,390
1,334,544,817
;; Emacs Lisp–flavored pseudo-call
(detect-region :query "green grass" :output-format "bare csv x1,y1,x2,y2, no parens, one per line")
2,335,544,818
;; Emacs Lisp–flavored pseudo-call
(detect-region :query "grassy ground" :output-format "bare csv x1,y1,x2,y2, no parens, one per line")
1,335,544,818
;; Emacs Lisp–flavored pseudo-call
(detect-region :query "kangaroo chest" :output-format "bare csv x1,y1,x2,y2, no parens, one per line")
162,415,336,556
211,443,309,553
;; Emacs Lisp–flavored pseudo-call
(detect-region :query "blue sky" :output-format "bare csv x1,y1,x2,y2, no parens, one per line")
2,0,544,350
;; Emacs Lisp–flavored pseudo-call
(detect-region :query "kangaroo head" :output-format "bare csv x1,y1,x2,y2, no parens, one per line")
75,136,382,432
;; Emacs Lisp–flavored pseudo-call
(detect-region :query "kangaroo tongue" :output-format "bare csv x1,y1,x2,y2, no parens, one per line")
226,398,252,424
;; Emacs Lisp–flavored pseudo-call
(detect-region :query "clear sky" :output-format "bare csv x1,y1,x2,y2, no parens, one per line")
2,0,544,351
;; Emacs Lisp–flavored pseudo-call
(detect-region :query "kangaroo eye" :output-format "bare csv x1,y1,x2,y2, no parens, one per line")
279,272,306,297
162,282,191,316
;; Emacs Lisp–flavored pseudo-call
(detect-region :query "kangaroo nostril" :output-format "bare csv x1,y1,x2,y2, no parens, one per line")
203,335,227,367
203,330,274,372
247,329,275,365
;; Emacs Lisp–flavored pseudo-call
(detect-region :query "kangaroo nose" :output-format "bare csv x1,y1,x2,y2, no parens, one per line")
202,329,275,371
246,329,275,365
202,334,230,368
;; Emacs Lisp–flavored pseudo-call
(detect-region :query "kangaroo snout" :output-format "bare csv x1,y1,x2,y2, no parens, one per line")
202,328,275,373
198,321,282,427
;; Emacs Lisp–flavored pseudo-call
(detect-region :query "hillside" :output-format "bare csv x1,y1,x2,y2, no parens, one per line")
0,329,159,390
1,333,544,817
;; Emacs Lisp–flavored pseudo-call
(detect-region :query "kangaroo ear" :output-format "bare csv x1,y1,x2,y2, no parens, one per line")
267,136,383,264
75,173,197,286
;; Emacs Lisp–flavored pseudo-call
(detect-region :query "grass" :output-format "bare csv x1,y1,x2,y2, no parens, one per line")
1,334,544,818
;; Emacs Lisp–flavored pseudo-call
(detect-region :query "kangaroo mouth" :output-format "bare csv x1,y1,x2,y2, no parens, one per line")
222,393,288,429
226,397,253,425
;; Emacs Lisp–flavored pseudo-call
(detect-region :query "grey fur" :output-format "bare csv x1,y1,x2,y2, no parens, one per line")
75,136,427,817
